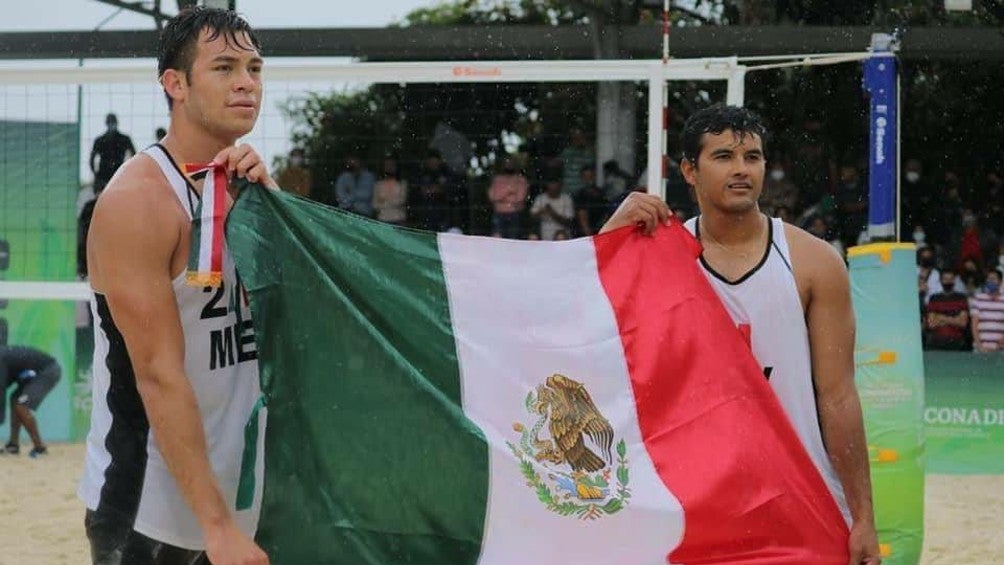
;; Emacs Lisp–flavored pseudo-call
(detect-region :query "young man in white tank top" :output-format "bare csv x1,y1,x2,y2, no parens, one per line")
79,7,276,565
601,105,880,564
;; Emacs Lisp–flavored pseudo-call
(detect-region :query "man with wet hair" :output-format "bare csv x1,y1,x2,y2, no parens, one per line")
78,7,275,564
602,105,881,564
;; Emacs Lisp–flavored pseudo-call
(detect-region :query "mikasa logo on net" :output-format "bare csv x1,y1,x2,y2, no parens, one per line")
453,65,502,77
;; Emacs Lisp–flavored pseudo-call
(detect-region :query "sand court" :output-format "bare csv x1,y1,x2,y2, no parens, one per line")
1,442,1001,564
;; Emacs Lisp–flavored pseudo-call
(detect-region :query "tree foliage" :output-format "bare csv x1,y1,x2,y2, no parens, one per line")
283,0,1003,219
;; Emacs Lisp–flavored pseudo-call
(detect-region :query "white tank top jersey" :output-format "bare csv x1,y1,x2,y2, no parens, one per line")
78,145,265,549
684,216,852,525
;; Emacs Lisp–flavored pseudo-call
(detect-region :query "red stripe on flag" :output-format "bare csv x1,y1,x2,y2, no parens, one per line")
593,223,848,564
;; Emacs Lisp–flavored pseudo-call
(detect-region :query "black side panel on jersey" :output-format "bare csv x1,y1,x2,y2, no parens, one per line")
94,294,150,523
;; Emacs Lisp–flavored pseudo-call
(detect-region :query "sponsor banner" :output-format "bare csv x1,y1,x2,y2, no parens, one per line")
924,351,1004,474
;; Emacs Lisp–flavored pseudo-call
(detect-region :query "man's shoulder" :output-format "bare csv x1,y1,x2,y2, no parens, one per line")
781,221,847,287
782,221,840,261
94,155,179,221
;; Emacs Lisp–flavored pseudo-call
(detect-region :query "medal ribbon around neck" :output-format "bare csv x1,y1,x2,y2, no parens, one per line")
184,162,228,288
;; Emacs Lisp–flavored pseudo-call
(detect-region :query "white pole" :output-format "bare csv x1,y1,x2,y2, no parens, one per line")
647,65,665,197
726,63,747,106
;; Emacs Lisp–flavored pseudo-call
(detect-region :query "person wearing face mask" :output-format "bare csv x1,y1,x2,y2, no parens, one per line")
835,163,867,251
900,158,931,239
487,156,529,238
956,209,985,273
275,147,313,199
970,268,1004,352
760,158,799,217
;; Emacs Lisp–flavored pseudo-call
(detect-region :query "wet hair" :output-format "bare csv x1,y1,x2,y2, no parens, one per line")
157,6,261,109
680,105,768,166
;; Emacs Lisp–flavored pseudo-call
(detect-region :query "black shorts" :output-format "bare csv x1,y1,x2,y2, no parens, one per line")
85,507,210,565
12,362,60,411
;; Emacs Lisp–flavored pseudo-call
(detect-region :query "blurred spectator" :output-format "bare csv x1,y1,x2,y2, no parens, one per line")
956,209,985,272
959,258,985,296
334,155,376,217
910,223,928,249
558,127,594,199
931,172,966,254
760,158,799,216
81,113,136,278
835,163,867,250
487,156,529,239
983,171,1004,235
574,165,608,237
791,115,835,211
90,113,135,193
924,269,971,351
775,205,794,224
919,246,965,303
409,150,457,232
805,215,844,256
530,176,574,241
602,160,632,202
900,158,932,239
553,230,570,241
429,121,473,176
372,157,408,226
275,148,312,198
970,268,1004,352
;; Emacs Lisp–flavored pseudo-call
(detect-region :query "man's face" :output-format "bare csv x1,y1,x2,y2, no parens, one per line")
988,272,1002,288
681,130,765,215
545,181,562,196
580,168,595,186
940,273,956,289
176,29,263,141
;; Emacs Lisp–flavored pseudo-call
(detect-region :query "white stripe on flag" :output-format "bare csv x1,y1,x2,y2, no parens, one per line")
439,235,684,565
198,168,216,272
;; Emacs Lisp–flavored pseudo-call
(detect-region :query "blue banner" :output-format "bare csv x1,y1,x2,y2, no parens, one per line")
863,50,898,240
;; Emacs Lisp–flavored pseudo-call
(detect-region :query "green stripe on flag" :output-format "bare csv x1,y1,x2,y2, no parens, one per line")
227,186,489,564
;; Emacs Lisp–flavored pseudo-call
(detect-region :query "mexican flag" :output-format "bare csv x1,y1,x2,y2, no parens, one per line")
226,185,849,564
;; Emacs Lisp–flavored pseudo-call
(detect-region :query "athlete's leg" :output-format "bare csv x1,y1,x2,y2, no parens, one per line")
7,391,21,449
16,363,60,452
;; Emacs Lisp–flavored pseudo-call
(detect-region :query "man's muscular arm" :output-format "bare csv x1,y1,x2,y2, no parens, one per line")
88,172,243,547
797,233,881,565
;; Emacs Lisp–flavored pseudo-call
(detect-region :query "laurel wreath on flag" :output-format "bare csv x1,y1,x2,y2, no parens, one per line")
506,439,631,520
508,386,632,523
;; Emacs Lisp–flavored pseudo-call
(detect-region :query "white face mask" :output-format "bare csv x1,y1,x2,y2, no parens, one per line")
905,171,920,183
769,170,785,181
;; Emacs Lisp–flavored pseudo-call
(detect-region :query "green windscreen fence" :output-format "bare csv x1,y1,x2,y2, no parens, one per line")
849,243,925,565
0,119,82,442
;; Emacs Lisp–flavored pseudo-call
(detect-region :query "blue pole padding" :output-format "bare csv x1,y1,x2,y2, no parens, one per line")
863,51,898,240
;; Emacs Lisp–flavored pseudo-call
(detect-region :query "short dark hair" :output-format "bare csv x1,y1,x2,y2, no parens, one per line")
680,105,768,165
157,7,261,109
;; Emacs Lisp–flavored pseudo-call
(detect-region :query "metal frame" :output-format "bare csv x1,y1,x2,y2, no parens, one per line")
0,56,750,301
